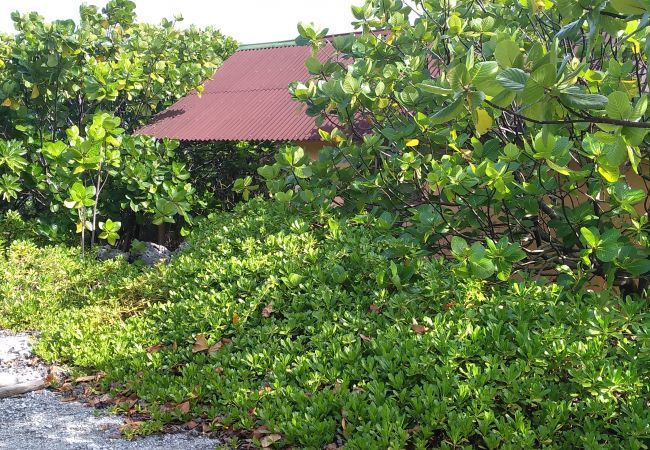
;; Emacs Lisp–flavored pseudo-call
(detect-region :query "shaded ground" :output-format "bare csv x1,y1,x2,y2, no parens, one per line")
0,331,223,450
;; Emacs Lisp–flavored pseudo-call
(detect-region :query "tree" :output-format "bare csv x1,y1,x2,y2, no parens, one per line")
258,0,650,289
0,0,237,249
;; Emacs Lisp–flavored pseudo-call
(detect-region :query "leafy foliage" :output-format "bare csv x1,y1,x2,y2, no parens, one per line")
1,200,648,447
0,1,237,246
255,0,650,288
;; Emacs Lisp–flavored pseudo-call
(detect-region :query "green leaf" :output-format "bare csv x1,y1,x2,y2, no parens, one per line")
496,68,529,92
610,0,648,14
429,96,465,125
494,40,521,68
470,258,496,279
559,91,608,110
416,81,453,96
305,57,321,74
624,258,650,276
580,227,599,248
469,61,499,85
294,165,313,178
451,236,468,255
342,75,361,95
530,63,556,88
522,78,545,104
606,91,632,120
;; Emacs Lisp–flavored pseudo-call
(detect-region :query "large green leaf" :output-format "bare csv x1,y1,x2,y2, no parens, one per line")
610,0,648,14
606,91,632,120
494,40,522,68
559,89,608,110
429,96,465,124
496,68,529,92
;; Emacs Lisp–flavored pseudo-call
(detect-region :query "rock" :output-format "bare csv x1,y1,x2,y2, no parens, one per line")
172,241,190,257
133,242,171,266
96,245,128,261
0,373,18,388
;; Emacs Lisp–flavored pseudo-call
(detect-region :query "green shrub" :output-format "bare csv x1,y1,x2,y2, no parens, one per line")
1,200,649,448
255,0,650,288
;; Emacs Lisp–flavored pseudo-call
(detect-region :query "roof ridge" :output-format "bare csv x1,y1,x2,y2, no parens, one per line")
238,39,301,51
202,87,293,94
237,30,358,51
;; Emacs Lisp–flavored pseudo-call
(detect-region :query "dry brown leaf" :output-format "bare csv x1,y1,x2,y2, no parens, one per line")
369,304,381,313
214,367,224,374
258,385,273,396
177,400,190,414
411,324,429,334
341,416,347,432
444,301,456,311
160,402,176,413
407,424,422,434
185,420,198,430
120,421,143,432
208,341,225,355
146,343,164,353
172,341,178,351
262,302,274,318
260,433,282,448
75,375,97,383
232,313,240,324
192,335,209,353
253,424,268,439
61,396,76,402
202,423,210,433
359,334,372,342
127,393,138,407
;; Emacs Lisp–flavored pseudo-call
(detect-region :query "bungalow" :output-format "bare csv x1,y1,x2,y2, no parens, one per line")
135,37,338,159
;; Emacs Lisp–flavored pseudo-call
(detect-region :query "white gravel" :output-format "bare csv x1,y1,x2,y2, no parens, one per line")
0,331,223,450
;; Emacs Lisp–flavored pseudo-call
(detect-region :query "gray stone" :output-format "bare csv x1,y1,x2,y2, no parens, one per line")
171,241,190,257
96,246,128,262
132,242,171,267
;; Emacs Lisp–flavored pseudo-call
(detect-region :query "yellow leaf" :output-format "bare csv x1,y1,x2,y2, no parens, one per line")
2,98,11,107
76,222,82,233
31,85,40,99
405,139,419,147
475,108,492,135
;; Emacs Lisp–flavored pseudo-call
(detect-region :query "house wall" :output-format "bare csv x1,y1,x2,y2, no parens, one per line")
295,140,326,160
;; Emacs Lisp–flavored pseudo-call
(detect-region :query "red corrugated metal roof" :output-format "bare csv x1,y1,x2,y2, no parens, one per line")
136,34,441,142
136,40,336,142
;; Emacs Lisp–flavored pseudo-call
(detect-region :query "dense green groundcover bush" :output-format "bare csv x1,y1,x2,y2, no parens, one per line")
1,200,649,448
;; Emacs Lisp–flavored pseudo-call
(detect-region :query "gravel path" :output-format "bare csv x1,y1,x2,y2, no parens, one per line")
0,331,222,450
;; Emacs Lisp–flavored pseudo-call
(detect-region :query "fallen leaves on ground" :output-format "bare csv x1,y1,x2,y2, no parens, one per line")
191,335,209,353
177,400,190,414
262,302,274,317
411,324,429,334
260,433,282,448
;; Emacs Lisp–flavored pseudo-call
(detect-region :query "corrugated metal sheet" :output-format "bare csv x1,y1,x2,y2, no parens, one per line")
136,35,442,142
136,41,335,142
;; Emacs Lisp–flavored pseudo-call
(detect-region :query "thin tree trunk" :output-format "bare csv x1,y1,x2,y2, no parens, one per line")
91,169,102,247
